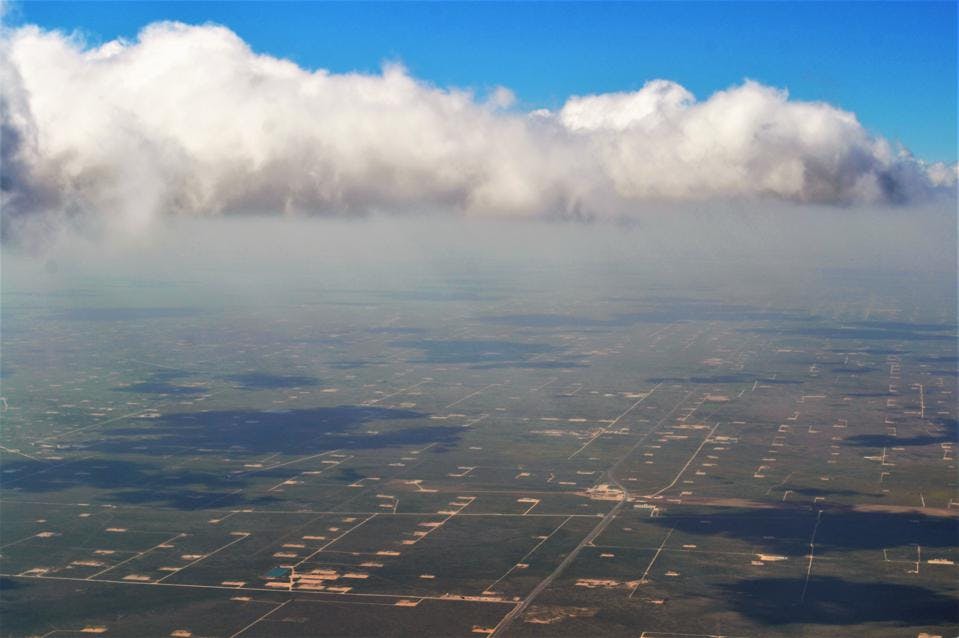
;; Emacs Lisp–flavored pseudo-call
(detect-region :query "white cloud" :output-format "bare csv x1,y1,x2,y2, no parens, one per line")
559,79,694,132
1,21,954,241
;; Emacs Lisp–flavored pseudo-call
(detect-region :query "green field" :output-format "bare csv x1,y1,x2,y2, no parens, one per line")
2,261,956,637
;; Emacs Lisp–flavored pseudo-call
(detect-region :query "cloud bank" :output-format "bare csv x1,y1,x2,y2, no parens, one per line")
1,21,955,241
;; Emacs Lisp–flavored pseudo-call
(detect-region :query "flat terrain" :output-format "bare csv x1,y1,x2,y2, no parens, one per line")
1,261,956,637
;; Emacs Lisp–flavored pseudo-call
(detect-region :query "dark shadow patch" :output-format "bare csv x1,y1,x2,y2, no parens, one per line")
650,508,959,555
91,405,452,456
815,511,959,553
333,467,366,484
113,488,278,510
0,576,25,590
114,369,206,395
328,360,376,369
844,320,956,332
844,418,956,447
844,434,955,447
0,458,271,510
720,576,958,626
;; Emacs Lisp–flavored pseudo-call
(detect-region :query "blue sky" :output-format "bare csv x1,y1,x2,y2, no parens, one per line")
7,1,957,162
